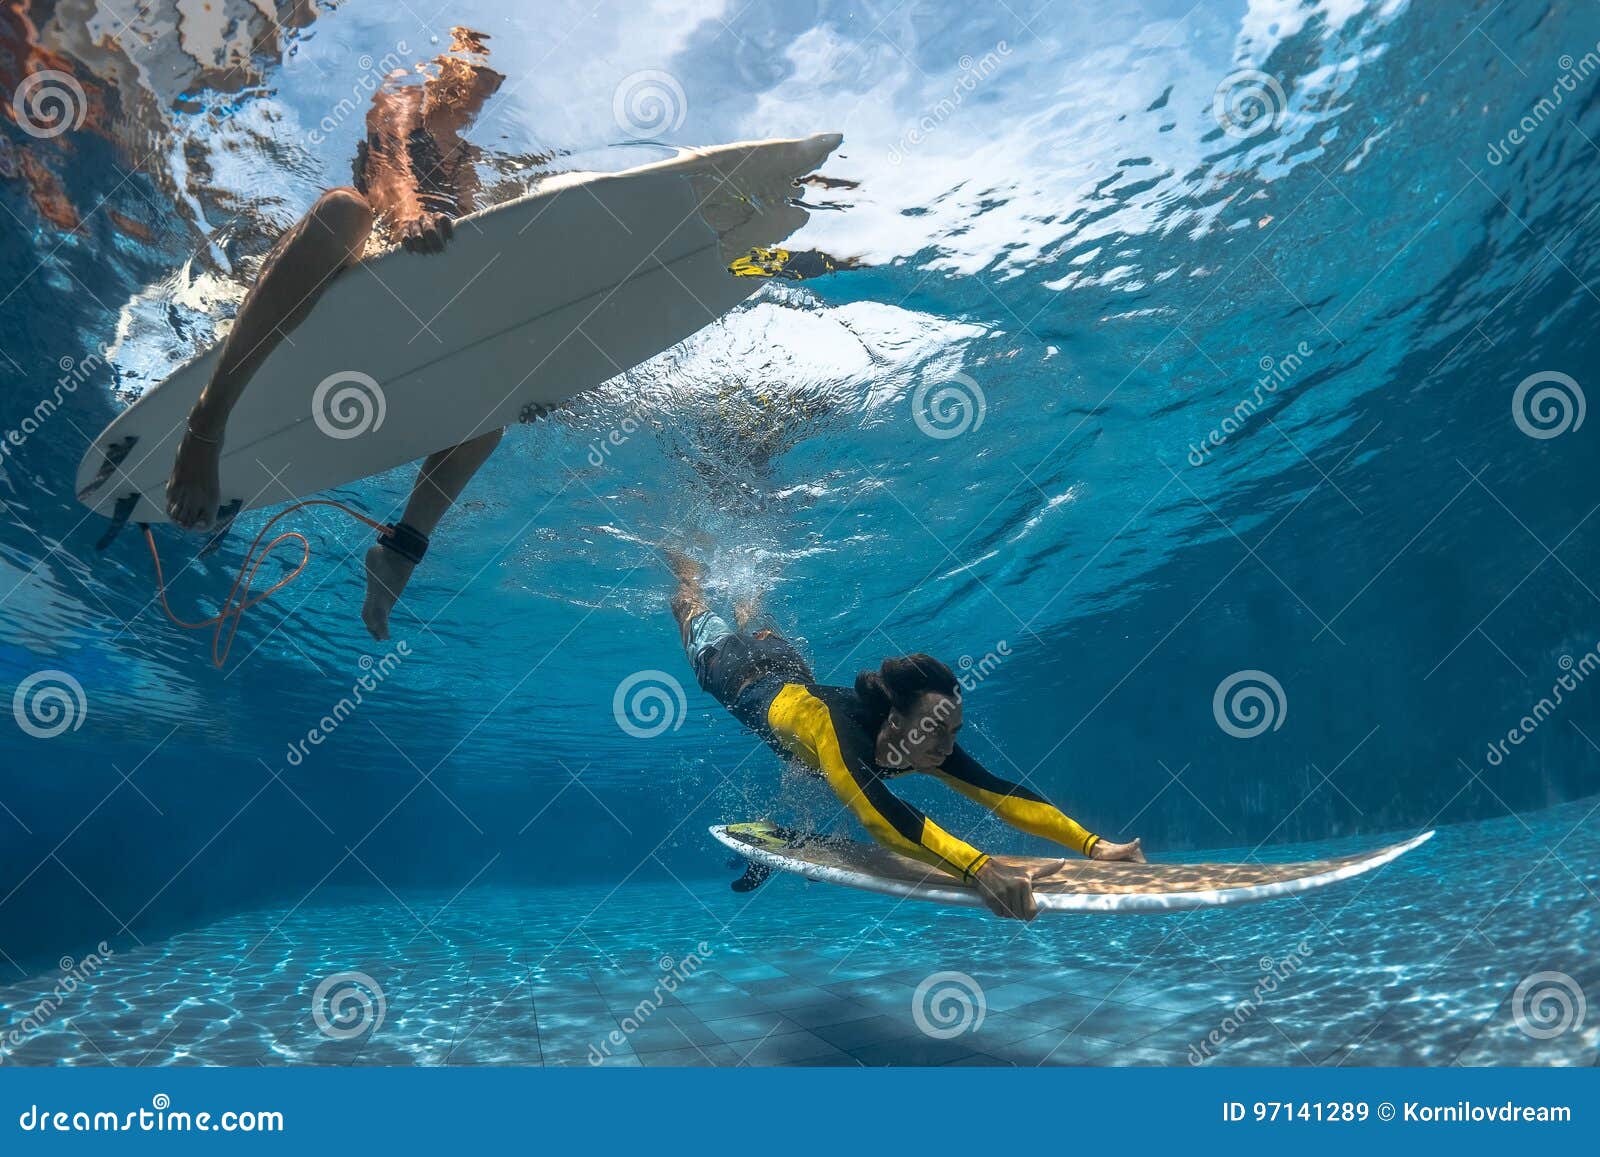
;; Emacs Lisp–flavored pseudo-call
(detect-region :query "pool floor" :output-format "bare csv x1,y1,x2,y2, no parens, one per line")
2,798,1596,1067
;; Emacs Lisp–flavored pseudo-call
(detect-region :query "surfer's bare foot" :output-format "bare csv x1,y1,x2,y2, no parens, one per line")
165,410,224,530
1091,837,1145,863
362,544,415,641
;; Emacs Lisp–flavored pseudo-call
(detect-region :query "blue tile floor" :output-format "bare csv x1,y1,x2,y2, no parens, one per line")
2,797,1595,1066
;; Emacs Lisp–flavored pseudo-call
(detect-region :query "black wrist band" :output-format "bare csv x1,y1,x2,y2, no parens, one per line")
378,521,428,564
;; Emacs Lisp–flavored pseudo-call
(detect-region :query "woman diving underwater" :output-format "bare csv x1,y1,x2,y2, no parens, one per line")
668,552,1144,922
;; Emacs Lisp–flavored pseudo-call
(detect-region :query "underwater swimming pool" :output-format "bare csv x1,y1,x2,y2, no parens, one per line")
2,800,1596,1067
2,0,1598,1070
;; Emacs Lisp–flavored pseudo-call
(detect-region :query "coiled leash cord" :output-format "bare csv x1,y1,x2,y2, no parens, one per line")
141,499,395,669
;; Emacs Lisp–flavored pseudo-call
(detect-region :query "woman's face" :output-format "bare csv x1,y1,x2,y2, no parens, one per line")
887,691,963,769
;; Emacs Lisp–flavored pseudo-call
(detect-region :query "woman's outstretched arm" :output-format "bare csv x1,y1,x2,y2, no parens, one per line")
934,747,1100,857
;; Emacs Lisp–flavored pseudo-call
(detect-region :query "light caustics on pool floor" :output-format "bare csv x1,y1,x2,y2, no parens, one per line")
1,799,1595,1068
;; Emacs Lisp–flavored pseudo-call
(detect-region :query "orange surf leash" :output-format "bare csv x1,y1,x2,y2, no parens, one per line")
142,499,393,669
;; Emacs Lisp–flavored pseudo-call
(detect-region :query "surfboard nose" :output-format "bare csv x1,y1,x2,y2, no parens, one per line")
799,132,843,169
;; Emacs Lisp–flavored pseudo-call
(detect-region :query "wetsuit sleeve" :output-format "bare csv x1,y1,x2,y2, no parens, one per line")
766,687,991,881
934,746,1100,858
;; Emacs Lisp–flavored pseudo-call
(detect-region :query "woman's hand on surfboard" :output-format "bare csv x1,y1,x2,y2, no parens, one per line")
399,211,454,254
974,859,1039,922
1090,837,1146,863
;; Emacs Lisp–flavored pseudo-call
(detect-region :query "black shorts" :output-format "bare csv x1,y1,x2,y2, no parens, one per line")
684,611,814,710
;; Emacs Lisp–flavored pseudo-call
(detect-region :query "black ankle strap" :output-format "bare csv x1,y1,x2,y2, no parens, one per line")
378,521,428,564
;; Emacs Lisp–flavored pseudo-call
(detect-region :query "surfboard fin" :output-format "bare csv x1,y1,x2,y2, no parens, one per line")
730,861,773,894
198,499,244,559
77,435,138,502
94,493,139,552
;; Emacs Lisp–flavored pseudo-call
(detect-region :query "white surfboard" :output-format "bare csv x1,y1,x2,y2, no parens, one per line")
712,821,1434,914
76,133,843,525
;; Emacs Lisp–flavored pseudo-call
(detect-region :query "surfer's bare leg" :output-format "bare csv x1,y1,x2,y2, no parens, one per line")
732,593,762,631
362,428,503,641
668,548,767,633
666,549,778,896
668,550,711,647
166,188,374,529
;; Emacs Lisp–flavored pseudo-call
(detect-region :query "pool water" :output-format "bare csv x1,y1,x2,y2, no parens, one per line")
2,798,1595,1067
3,0,1600,1066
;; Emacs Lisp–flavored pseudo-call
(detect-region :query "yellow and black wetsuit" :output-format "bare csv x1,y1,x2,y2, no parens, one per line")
728,246,853,282
686,617,1099,880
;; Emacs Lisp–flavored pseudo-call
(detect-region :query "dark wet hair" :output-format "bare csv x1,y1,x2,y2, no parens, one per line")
855,654,959,728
